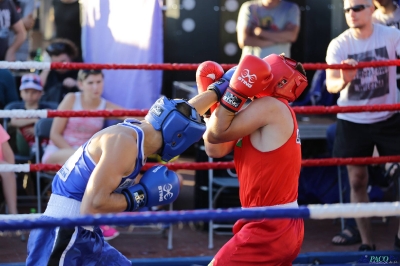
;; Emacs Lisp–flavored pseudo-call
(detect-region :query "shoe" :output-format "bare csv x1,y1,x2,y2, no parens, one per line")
394,235,400,251
100,225,120,241
358,244,376,251
332,225,361,246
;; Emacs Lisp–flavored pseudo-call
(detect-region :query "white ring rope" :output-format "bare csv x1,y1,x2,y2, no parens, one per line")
0,164,30,173
0,109,48,118
0,202,399,225
0,61,51,70
308,202,400,219
0,214,42,220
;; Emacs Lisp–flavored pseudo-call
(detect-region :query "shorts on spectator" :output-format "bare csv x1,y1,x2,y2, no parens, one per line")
333,113,400,158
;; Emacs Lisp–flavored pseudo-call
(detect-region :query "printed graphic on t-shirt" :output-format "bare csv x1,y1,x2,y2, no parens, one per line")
348,47,389,100
0,8,11,38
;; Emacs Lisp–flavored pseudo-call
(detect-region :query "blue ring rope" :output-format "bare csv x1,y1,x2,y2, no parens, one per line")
0,207,310,231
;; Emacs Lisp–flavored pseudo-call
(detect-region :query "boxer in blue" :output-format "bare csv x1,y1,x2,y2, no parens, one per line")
26,89,224,265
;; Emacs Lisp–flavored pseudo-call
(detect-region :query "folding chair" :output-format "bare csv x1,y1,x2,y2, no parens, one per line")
34,118,54,213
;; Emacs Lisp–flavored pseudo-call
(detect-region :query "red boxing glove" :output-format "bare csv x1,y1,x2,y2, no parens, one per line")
220,55,273,113
196,61,224,114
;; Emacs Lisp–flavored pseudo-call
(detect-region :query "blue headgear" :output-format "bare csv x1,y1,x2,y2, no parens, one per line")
145,97,206,162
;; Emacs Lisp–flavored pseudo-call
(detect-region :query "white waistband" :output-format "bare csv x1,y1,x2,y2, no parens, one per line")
242,200,298,209
43,194,82,218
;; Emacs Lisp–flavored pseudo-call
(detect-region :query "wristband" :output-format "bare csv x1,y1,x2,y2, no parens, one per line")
122,190,133,212
220,89,247,113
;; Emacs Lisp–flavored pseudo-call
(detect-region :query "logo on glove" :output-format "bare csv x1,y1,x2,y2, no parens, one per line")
151,105,164,117
134,191,146,207
158,184,174,202
238,69,257,88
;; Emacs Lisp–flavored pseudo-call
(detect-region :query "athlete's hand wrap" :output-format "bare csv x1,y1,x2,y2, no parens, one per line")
122,165,180,212
207,66,237,102
220,55,273,113
196,61,224,116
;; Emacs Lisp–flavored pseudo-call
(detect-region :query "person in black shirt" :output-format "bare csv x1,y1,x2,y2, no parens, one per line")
40,38,79,103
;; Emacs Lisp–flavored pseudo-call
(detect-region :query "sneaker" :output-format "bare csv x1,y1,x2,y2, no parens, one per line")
100,225,120,241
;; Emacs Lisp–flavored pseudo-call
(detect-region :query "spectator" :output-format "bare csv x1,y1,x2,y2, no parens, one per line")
0,123,17,215
52,0,82,61
325,0,400,251
9,74,50,156
0,0,26,61
373,0,400,28
42,69,124,165
0,69,19,110
8,0,35,61
236,0,300,60
40,38,79,103
372,0,400,102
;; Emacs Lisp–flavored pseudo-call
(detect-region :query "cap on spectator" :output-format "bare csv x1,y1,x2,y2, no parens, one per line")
19,74,43,91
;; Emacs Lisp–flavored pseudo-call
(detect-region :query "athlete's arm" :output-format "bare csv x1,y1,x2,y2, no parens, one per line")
80,132,137,214
188,90,221,117
203,139,236,158
204,97,284,143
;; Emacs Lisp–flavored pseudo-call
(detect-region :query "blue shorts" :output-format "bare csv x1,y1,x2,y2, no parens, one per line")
26,216,131,266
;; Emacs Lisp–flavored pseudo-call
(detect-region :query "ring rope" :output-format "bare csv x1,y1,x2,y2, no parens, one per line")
0,202,398,231
0,155,399,172
1,59,400,70
0,103,400,118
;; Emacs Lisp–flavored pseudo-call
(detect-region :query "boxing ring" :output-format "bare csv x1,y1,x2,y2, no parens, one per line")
0,60,400,265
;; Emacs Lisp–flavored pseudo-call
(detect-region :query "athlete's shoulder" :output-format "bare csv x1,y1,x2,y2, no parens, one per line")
96,125,138,148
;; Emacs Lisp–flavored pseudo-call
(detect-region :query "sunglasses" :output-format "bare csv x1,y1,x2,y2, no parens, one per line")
344,4,370,13
46,42,69,55
22,78,41,86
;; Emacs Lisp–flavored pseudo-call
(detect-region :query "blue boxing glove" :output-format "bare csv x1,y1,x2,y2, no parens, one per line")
207,66,237,102
122,165,180,212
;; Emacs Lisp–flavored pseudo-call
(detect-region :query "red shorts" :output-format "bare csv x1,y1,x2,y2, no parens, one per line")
212,218,304,266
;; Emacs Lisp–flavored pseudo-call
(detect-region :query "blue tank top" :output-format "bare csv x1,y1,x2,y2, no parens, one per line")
51,119,146,201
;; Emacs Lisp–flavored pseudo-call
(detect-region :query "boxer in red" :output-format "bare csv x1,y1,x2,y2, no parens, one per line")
197,54,308,266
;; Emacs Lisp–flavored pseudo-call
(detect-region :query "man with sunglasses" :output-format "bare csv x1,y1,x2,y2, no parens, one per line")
326,0,400,252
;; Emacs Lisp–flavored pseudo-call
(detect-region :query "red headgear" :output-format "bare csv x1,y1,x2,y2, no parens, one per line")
256,54,308,102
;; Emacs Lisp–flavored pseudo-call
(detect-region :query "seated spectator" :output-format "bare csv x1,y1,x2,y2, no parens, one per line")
0,124,17,215
40,38,80,104
42,69,124,165
9,74,48,156
41,69,124,240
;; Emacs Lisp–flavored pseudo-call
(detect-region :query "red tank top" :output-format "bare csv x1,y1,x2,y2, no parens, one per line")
233,99,301,207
